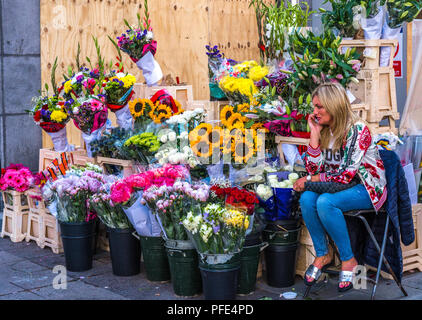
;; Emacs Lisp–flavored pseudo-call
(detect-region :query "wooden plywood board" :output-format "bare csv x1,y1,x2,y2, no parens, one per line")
40,0,261,148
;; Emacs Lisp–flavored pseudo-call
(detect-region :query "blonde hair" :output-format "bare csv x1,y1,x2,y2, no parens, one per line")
312,82,361,150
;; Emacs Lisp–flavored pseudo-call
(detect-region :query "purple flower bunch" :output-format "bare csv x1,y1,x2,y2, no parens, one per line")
255,69,291,94
68,97,108,135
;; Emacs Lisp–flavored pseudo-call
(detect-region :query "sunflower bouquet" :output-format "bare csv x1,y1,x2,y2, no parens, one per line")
28,58,72,152
121,132,161,165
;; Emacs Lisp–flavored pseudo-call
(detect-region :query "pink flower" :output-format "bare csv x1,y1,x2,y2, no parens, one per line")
110,181,133,203
335,74,344,80
352,62,361,72
3,170,17,183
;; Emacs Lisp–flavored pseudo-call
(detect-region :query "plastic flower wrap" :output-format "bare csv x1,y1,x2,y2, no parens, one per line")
182,203,248,256
89,175,131,229
142,181,210,240
121,132,161,165
116,1,162,85
0,164,35,193
27,59,73,152
206,44,237,100
43,170,105,223
166,108,206,133
103,71,136,130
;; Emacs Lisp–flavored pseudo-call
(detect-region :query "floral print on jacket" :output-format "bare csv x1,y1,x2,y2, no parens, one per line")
304,121,387,211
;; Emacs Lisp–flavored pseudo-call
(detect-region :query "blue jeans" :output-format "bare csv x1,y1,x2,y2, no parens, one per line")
299,184,373,261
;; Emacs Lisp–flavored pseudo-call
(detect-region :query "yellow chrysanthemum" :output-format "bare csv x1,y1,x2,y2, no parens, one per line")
64,80,72,94
248,65,269,82
50,110,68,123
121,74,136,88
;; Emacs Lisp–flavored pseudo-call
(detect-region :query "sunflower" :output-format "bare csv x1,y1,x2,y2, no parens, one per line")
129,99,153,119
191,140,213,158
209,126,223,149
236,103,250,113
149,102,173,124
189,123,212,146
233,140,255,164
220,105,234,127
174,99,184,115
227,113,245,129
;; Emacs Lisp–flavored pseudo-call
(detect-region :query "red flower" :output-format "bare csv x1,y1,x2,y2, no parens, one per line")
259,43,266,52
34,110,41,122
227,196,235,204
246,194,257,204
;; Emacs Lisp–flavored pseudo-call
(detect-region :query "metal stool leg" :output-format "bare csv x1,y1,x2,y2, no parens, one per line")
358,215,408,298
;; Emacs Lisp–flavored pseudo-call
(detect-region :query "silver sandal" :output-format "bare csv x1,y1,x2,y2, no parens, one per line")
338,270,355,292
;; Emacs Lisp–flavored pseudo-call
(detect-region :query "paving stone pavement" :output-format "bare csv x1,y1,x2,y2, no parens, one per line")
1,236,422,300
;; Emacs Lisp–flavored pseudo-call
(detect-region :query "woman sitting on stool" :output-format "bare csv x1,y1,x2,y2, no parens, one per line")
293,83,387,292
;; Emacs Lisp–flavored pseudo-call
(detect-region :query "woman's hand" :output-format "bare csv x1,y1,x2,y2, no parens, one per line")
308,114,323,134
293,176,307,192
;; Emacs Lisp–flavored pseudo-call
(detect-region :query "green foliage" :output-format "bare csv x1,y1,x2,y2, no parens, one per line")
320,0,361,37
385,0,422,28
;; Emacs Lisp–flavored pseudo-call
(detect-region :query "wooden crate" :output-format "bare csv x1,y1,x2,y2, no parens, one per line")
96,156,135,178
275,136,310,166
71,152,97,167
347,68,399,123
1,190,29,243
144,85,194,107
402,204,422,273
25,189,63,253
339,39,398,70
39,148,86,172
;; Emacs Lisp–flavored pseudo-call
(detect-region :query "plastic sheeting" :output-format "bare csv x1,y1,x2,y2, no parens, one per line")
399,22,422,136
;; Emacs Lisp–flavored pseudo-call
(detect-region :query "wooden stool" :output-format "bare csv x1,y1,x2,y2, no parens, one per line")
40,213,63,254
1,190,29,242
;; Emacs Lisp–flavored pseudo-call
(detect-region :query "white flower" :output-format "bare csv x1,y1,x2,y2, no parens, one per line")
73,107,79,114
146,31,154,41
160,135,168,143
168,132,177,142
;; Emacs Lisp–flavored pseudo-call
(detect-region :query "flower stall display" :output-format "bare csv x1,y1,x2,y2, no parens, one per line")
27,58,73,152
116,0,162,86
102,69,137,130
142,181,210,240
90,127,131,160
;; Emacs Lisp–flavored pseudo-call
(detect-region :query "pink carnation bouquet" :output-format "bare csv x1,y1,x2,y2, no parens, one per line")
110,164,190,205
0,164,34,194
142,181,210,240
